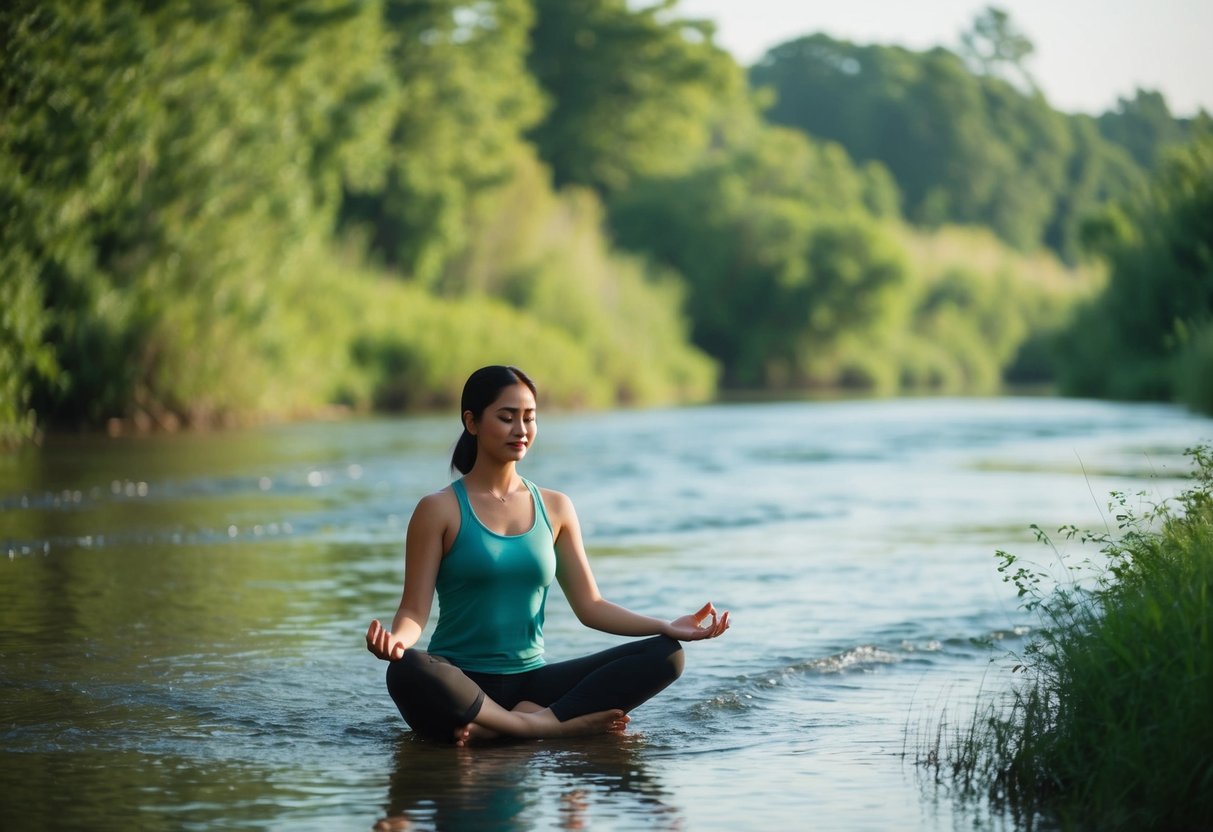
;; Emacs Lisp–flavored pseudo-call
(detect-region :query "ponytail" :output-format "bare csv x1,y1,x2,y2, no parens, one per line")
450,428,478,475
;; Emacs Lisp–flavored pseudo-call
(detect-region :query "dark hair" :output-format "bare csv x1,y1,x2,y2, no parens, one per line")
450,365,537,474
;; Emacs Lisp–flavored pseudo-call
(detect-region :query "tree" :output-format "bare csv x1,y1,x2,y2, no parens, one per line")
2,0,396,429
1097,88,1190,171
609,126,905,386
526,0,743,194
1059,135,1213,404
750,31,1147,259
339,0,543,286
959,5,1036,93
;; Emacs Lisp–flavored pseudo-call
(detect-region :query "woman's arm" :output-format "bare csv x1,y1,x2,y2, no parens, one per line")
366,491,451,661
545,489,729,641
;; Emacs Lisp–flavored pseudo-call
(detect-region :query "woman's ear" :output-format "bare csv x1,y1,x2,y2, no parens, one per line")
462,410,477,435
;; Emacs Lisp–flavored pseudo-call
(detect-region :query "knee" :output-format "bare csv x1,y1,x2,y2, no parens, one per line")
655,635,685,682
384,650,449,738
385,648,427,692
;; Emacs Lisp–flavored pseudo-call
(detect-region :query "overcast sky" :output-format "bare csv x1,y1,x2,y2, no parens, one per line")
671,0,1213,117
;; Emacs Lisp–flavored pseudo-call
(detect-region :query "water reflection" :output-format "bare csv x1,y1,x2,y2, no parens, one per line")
379,734,682,831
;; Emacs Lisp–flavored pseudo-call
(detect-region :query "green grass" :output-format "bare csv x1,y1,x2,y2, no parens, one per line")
919,445,1213,830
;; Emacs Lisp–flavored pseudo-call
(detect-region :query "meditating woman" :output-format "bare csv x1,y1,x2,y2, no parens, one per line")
366,365,730,744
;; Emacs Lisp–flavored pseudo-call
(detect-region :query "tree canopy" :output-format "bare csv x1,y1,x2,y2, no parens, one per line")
748,28,1199,262
1058,135,1213,409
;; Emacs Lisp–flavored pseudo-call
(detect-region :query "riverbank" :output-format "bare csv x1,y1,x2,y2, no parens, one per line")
922,444,1213,829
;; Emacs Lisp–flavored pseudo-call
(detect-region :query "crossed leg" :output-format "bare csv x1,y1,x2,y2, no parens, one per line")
452,699,630,747
387,649,631,744
452,636,684,745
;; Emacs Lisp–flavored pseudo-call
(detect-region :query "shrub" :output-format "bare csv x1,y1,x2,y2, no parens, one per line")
920,445,1213,829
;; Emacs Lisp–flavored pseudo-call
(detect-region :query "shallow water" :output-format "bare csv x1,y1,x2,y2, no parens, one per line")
2,397,1209,830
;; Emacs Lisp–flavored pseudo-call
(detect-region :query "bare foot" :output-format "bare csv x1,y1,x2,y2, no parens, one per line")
453,722,500,747
539,708,630,737
452,701,542,745
453,703,630,745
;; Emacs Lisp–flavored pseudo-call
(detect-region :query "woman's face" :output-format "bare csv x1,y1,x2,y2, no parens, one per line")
466,382,537,466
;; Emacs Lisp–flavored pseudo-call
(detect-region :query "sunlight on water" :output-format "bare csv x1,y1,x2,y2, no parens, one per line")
1,397,1209,830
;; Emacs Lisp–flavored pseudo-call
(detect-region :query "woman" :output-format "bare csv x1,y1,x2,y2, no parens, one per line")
366,365,730,744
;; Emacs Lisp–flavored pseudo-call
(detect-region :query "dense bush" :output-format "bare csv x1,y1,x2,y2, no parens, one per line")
1057,135,1213,413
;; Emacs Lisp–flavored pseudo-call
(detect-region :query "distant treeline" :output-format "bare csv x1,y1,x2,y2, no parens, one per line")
2,2,1209,446
750,16,1212,410
751,30,1206,262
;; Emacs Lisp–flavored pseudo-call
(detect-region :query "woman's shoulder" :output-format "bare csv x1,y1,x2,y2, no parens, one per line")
410,485,460,524
535,485,575,516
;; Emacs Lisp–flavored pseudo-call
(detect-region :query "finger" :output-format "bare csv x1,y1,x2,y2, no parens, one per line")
693,601,714,624
369,620,387,646
701,612,726,638
715,611,730,636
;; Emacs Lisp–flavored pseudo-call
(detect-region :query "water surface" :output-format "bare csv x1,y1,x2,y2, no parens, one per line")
2,397,1209,830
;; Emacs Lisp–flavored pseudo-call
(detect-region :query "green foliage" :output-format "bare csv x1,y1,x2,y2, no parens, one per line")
3,0,396,429
338,0,544,285
445,148,716,404
609,125,907,387
892,225,1102,391
526,0,744,194
345,279,601,411
1058,135,1213,409
1044,115,1144,262
1,1,717,442
5,0,1192,442
749,30,1149,259
341,255,712,413
611,122,1098,393
0,255,57,447
1175,321,1213,415
923,446,1213,829
1097,89,1194,171
958,5,1036,92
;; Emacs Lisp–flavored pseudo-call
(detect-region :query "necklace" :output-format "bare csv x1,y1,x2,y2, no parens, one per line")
487,483,516,502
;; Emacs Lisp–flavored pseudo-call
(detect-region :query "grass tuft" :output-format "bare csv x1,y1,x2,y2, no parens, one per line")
917,444,1213,830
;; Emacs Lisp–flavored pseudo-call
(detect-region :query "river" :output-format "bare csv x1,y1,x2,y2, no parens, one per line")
1,396,1209,831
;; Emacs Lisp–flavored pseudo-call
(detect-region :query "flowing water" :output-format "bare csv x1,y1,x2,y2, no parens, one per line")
2,397,1209,831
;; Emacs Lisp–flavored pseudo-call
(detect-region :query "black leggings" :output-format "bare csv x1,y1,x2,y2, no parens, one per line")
385,635,684,742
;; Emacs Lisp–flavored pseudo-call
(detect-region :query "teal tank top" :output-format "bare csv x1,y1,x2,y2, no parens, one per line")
426,477,557,673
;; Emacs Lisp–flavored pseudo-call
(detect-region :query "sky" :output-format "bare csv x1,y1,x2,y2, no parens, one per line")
672,0,1213,117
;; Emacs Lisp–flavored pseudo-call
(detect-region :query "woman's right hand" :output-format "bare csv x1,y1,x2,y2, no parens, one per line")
665,601,730,641
366,619,407,661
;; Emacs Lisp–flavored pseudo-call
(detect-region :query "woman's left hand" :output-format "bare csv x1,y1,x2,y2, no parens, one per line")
665,602,730,641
